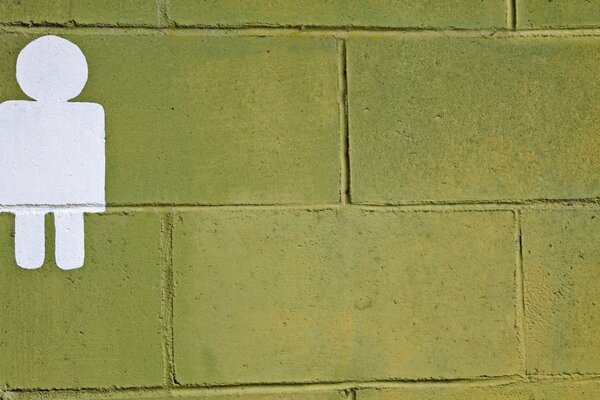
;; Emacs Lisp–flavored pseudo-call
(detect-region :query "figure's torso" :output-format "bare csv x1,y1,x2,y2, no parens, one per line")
0,100,105,212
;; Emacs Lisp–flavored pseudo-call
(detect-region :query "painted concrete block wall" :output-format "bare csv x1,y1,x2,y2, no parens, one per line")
0,2,598,400
166,0,507,29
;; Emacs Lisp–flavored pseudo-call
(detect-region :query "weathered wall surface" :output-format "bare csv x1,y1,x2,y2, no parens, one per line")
0,1,598,399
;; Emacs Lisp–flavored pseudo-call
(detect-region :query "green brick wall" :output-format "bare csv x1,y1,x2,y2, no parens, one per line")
0,1,598,400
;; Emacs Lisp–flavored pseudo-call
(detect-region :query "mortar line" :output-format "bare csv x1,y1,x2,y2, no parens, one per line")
0,22,509,32
514,209,527,376
338,39,351,204
1,201,598,215
341,198,600,208
3,375,526,397
156,0,160,27
45,197,600,208
513,0,518,30
348,387,358,400
508,0,517,31
4,24,600,38
156,0,172,28
85,198,599,211
8,374,600,398
160,212,177,387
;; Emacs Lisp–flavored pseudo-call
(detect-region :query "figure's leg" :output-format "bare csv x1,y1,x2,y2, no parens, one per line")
54,212,85,270
14,212,45,269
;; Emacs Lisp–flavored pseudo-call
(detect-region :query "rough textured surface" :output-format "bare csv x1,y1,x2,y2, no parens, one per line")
0,1,599,397
0,34,340,205
522,210,600,375
348,37,600,204
358,381,600,399
167,0,507,29
173,209,518,384
0,0,158,26
0,213,163,389
518,0,600,29
8,391,348,400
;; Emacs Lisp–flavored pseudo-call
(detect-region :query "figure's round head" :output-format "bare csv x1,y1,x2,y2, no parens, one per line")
16,35,88,102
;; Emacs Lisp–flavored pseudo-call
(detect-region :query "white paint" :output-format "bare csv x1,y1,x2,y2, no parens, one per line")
54,212,85,270
15,213,45,269
0,35,105,270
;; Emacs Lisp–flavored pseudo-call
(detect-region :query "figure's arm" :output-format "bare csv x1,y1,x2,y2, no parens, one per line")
77,102,106,210
86,102,105,141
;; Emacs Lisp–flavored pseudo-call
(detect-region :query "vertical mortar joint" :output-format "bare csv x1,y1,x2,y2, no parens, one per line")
508,0,518,30
157,0,173,28
338,39,351,204
514,209,527,376
160,212,177,387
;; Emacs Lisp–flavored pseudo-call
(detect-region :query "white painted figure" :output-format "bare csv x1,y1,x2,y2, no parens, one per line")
0,35,105,270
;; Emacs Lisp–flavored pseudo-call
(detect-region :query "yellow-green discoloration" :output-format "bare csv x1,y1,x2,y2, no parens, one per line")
9,391,349,400
522,210,600,375
348,37,600,204
167,0,506,29
0,0,598,396
518,0,600,29
0,213,163,389
173,209,518,384
359,381,600,400
0,34,341,205
0,0,158,26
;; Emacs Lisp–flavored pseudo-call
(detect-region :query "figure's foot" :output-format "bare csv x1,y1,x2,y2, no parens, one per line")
15,212,45,269
54,212,84,270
